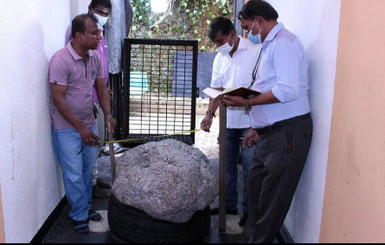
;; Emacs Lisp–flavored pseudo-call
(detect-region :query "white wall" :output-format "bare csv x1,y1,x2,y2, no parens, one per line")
0,0,341,242
0,0,89,242
266,0,341,242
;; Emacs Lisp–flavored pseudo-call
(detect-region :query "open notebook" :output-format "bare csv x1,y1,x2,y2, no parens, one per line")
203,86,260,99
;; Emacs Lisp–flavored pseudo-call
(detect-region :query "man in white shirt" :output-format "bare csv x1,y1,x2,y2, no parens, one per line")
221,0,313,242
200,16,260,227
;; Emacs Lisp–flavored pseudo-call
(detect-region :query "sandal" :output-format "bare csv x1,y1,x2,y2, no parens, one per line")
88,209,102,221
73,219,89,234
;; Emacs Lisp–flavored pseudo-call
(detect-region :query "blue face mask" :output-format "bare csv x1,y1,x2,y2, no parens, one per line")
247,21,262,45
94,13,109,27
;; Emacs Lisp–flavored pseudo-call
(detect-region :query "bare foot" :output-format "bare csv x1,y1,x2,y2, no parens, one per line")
96,178,111,189
92,185,110,199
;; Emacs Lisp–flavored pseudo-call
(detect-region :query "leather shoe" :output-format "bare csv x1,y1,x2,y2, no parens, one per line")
239,212,248,227
210,207,238,215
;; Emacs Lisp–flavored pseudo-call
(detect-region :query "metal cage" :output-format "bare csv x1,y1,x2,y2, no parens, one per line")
115,38,198,147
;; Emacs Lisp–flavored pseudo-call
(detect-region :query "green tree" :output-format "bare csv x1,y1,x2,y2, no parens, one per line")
130,0,234,52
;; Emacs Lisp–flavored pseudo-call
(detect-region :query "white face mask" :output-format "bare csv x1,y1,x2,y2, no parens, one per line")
94,13,109,27
217,37,234,55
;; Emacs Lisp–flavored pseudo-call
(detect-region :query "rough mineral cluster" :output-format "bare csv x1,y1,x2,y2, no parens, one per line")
112,139,219,223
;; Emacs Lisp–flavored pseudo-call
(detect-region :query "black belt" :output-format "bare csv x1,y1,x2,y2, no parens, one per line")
255,113,310,135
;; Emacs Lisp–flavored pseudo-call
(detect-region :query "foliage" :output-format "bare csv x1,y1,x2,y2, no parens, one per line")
130,0,234,52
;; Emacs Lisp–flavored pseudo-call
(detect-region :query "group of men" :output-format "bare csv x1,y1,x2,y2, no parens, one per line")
200,0,312,243
48,0,312,243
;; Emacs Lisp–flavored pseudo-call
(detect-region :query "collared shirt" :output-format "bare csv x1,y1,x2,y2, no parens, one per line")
250,23,310,128
48,42,104,129
211,36,261,129
65,25,108,103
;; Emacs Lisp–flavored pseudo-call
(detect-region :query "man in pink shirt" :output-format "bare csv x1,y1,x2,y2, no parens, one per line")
65,0,112,199
49,13,116,234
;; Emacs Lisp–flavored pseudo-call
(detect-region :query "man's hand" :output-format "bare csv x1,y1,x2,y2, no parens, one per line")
220,95,245,107
200,114,213,132
242,128,259,149
78,126,100,146
105,115,117,134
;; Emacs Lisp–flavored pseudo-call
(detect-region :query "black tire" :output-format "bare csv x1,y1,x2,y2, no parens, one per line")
108,194,211,243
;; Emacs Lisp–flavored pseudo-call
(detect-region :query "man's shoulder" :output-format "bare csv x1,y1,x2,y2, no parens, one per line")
235,40,260,59
239,37,258,49
51,47,70,62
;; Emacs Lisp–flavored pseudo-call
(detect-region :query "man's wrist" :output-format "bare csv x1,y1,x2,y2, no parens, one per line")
244,98,251,113
206,110,216,118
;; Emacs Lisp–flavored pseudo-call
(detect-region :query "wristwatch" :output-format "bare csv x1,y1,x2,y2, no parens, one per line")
206,110,216,118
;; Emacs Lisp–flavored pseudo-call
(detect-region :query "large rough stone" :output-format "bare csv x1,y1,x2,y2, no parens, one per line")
112,139,219,223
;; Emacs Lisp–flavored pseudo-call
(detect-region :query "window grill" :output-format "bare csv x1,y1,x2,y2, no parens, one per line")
116,38,198,147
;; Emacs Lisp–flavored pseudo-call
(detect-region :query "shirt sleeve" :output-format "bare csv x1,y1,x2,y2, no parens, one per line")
210,54,224,88
48,55,68,86
271,37,301,103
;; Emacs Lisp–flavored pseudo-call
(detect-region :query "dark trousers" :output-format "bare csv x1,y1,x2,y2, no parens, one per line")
243,115,313,243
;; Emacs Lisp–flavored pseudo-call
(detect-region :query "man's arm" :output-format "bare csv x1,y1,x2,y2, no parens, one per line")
221,90,279,107
200,92,221,132
94,78,116,133
51,83,99,146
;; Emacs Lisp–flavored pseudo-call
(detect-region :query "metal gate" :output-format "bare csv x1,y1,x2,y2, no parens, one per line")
115,38,198,147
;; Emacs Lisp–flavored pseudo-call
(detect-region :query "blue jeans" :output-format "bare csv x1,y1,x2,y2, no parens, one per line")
52,125,97,221
226,128,256,213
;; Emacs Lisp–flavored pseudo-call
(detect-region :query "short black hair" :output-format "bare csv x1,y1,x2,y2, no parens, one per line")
90,0,112,9
207,17,235,42
71,14,98,39
237,0,278,21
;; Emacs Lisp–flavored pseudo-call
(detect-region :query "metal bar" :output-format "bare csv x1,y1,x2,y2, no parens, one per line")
125,38,197,47
190,41,198,144
218,103,227,232
121,38,197,146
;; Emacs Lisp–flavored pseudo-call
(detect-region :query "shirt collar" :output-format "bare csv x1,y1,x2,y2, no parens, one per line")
263,22,284,44
66,41,94,61
237,35,249,50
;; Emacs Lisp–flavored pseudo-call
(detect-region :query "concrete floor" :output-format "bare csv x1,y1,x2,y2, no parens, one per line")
39,115,282,243
41,181,246,243
41,147,246,241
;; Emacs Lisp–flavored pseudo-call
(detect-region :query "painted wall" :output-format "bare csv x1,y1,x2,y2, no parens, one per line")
0,187,4,243
321,0,385,242
0,0,89,242
6,0,380,243
264,0,341,242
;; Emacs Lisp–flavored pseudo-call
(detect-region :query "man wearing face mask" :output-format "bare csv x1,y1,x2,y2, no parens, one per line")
65,0,112,199
221,0,313,243
200,16,260,228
